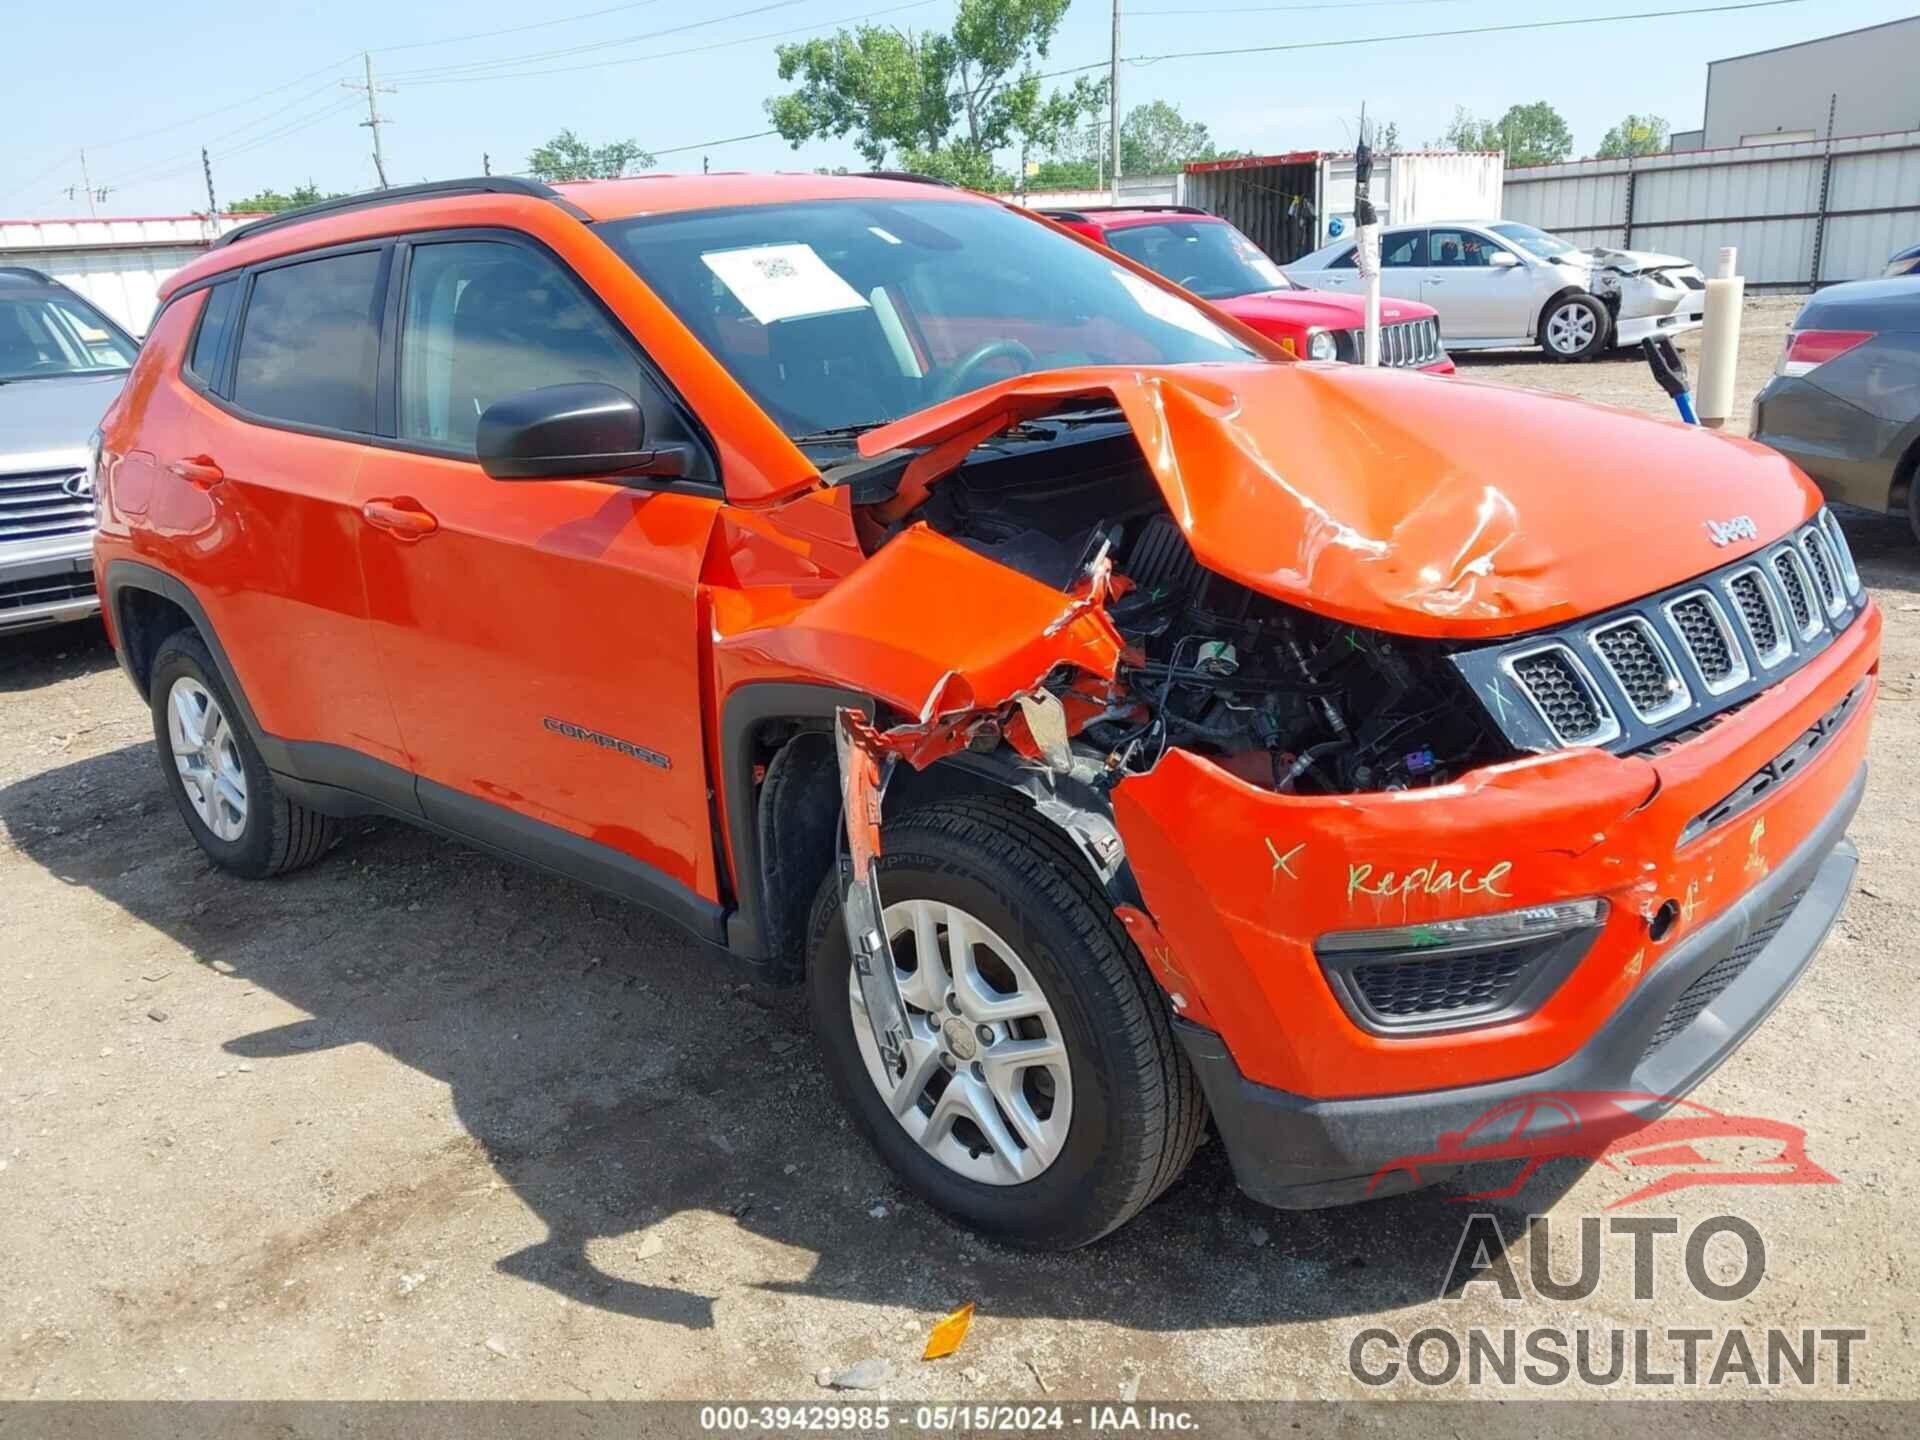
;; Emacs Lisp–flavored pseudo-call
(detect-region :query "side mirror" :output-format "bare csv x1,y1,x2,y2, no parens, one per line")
1488,250,1521,269
476,382,689,483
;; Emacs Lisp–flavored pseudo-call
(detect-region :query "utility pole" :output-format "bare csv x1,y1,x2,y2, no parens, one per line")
1108,0,1122,204
201,147,218,219
343,52,396,189
79,150,98,217
482,152,491,176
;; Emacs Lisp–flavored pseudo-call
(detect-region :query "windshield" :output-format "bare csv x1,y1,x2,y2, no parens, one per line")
601,198,1255,442
1104,219,1293,300
0,289,138,382
1490,222,1577,259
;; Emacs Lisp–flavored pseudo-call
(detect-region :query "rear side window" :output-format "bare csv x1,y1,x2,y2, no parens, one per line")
232,250,383,433
186,281,238,386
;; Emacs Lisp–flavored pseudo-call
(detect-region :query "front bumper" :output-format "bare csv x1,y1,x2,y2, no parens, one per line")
1176,763,1862,1209
0,545,100,632
1612,311,1703,347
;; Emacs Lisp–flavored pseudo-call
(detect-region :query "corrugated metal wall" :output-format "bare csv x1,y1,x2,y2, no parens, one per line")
0,215,255,334
1502,130,1920,287
1183,160,1321,265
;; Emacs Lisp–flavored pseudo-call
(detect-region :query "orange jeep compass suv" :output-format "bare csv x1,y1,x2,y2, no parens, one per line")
94,174,1878,1248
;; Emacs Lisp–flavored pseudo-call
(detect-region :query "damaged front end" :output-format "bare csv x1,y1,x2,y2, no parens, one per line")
794,361,1871,1115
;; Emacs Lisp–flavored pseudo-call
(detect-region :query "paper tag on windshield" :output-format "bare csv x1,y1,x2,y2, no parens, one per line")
1112,269,1232,347
701,243,870,325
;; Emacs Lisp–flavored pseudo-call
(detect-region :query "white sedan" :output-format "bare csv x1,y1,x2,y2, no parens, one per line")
1286,220,1707,362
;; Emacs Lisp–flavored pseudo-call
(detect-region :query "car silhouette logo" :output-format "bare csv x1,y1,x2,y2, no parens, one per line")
61,471,93,500
1369,1090,1837,1209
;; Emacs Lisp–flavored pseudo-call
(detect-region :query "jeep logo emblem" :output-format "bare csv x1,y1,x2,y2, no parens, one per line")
1705,515,1757,547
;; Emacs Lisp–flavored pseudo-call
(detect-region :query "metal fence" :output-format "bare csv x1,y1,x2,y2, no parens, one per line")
1502,129,1920,288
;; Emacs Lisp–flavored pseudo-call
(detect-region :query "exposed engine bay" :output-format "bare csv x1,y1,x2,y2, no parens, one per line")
847,417,1516,795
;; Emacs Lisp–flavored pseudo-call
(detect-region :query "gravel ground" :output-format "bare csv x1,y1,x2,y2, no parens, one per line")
4,294,1917,1406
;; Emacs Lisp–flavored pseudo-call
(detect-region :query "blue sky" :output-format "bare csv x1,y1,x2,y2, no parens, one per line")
4,0,1915,218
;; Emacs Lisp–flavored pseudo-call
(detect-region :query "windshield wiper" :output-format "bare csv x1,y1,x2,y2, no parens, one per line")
789,421,894,446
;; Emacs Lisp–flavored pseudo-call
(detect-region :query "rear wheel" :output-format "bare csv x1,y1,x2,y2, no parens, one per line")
149,629,336,878
1539,293,1610,362
806,796,1205,1249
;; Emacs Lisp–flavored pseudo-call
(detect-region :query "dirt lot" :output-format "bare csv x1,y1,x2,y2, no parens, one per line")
4,294,1917,1406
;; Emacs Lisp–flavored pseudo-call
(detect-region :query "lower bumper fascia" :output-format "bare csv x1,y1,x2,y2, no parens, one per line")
1177,761,1864,1210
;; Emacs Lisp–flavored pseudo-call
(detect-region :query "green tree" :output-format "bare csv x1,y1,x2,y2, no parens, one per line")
1119,99,1220,174
228,182,343,214
767,0,1075,184
1433,101,1572,166
1596,113,1671,159
526,129,654,182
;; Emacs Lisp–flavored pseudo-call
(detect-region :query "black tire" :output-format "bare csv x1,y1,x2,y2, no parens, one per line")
148,628,336,879
1538,292,1611,362
805,795,1206,1249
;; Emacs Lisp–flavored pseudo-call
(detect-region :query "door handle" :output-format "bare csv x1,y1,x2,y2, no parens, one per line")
361,496,439,540
168,456,225,489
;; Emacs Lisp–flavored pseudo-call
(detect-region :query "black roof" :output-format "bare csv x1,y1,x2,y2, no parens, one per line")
212,176,589,250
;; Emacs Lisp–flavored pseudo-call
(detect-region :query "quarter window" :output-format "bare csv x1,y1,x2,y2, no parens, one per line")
186,281,238,387
397,240,643,452
231,250,384,432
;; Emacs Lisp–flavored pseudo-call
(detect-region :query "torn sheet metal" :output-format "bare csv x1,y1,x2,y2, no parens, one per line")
836,707,912,1083
848,363,1819,640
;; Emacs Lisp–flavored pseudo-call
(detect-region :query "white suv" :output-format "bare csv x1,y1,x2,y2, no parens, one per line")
0,267,137,633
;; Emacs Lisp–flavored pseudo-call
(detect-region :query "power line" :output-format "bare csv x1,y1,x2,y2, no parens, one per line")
372,0,672,56
396,0,940,87
1128,0,1465,13
79,54,364,152
1124,0,1815,65
385,0,818,82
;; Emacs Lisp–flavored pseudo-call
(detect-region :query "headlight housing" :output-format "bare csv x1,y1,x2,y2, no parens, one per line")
1306,328,1338,362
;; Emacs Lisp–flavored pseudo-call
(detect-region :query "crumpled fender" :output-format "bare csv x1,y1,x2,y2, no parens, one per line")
854,362,1820,640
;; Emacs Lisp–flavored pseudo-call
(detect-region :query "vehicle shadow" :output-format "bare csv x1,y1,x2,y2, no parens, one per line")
0,617,116,694
1,747,1583,1336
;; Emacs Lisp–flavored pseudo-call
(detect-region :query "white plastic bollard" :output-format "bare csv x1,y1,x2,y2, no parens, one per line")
1695,252,1745,429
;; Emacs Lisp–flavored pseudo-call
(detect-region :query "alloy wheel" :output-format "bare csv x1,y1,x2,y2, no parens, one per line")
1546,301,1599,355
847,898,1074,1185
166,677,249,842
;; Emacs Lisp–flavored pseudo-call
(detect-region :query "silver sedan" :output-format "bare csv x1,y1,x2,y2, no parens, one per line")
1286,220,1706,363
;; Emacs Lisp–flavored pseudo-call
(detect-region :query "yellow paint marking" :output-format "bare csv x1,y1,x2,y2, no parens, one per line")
1745,816,1768,874
1624,947,1645,982
1266,837,1305,882
1347,859,1515,905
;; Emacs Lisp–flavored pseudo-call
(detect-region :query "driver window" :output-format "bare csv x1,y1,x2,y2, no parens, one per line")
1429,229,1501,268
399,240,648,452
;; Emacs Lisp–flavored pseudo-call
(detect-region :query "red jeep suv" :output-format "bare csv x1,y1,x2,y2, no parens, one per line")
1041,205,1452,372
93,173,1874,1248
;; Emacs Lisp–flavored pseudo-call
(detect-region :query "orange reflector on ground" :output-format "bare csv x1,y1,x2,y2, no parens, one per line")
921,1303,975,1360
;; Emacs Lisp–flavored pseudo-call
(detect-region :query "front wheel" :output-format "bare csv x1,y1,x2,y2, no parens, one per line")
805,796,1205,1249
1539,293,1611,362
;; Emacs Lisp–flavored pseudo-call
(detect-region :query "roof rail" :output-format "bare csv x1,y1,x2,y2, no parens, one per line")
1040,204,1209,217
1035,209,1089,223
0,265,53,283
211,176,591,250
856,171,960,188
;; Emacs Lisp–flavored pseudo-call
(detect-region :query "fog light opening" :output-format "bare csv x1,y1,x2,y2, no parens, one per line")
1649,899,1681,944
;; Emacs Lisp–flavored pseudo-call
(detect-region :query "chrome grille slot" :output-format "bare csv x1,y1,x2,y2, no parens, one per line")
1817,509,1862,595
1664,589,1749,694
0,470,95,544
1348,319,1439,368
1587,617,1689,721
1770,546,1819,638
1725,567,1790,668
1797,526,1846,617
1504,645,1618,745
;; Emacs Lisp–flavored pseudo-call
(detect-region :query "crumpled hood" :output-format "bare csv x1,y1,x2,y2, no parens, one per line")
0,373,123,467
854,362,1820,639
1572,246,1698,275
